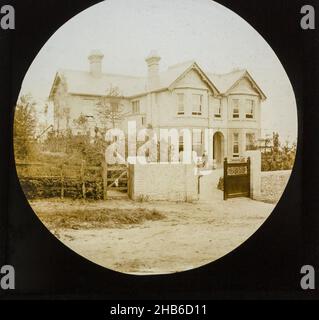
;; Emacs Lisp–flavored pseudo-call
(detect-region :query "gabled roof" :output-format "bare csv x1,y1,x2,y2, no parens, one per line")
155,60,196,90
49,61,266,101
166,61,220,95
207,69,267,100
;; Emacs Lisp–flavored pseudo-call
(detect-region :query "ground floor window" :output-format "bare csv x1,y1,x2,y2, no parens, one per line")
179,134,184,153
246,133,256,150
233,133,239,157
192,129,203,156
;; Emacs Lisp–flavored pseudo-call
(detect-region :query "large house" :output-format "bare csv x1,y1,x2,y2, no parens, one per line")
49,50,266,167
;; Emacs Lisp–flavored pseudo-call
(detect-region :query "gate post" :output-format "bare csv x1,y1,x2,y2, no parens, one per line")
244,150,261,200
102,161,108,200
223,157,227,200
81,160,86,199
247,157,251,198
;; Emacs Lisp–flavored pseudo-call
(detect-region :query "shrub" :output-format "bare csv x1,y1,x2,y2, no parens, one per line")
217,177,224,191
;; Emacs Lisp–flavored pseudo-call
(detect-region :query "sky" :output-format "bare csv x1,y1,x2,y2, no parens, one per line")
21,0,298,142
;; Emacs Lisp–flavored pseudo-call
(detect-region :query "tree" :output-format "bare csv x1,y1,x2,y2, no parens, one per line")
261,132,296,171
96,85,129,129
14,94,37,160
73,113,90,135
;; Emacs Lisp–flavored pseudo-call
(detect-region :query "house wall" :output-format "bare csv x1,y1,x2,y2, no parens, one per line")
129,163,198,201
155,70,213,129
122,95,148,133
223,79,262,159
54,90,134,135
52,80,69,131
52,68,264,164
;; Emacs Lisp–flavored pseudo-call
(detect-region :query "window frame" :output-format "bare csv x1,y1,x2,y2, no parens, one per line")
232,99,240,119
132,100,140,114
214,100,222,118
233,133,240,158
111,102,119,113
246,133,256,151
177,93,185,115
179,134,184,153
192,94,203,116
245,99,255,119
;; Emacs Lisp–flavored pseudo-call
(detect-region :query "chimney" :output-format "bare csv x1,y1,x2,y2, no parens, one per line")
145,50,161,90
88,50,104,78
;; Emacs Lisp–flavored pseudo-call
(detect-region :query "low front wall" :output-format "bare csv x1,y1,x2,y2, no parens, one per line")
260,170,291,203
129,163,198,201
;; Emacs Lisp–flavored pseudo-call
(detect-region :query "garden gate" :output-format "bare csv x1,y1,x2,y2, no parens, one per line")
223,157,251,200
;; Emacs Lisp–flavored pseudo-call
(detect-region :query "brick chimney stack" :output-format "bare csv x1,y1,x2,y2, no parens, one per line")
88,50,104,78
145,50,161,90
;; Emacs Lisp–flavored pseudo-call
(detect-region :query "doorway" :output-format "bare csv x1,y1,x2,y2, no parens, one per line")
213,132,224,168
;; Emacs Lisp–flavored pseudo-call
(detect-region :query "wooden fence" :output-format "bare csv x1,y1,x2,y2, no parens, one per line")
16,160,103,200
102,164,128,200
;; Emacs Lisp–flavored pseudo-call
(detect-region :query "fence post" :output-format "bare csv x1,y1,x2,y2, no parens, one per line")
81,160,86,199
223,158,227,200
102,161,108,200
60,164,64,199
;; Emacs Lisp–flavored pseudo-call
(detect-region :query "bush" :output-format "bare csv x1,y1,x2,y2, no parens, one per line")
261,133,296,171
14,95,38,161
217,177,224,191
19,177,104,200
261,150,296,171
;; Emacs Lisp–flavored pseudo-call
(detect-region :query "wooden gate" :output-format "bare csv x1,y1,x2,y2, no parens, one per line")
223,157,251,200
103,164,128,199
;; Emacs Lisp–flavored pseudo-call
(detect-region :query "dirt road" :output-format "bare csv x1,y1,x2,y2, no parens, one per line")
31,193,275,275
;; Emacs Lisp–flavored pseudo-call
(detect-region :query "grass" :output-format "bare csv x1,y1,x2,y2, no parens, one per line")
37,207,166,230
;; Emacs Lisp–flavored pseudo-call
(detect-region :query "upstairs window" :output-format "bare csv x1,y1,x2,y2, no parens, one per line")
246,99,255,119
232,99,240,119
246,133,256,151
177,93,185,115
192,94,203,115
111,102,119,113
214,101,222,118
233,133,239,157
132,100,140,114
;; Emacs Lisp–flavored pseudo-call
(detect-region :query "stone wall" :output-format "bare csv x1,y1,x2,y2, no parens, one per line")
260,170,291,203
129,163,198,201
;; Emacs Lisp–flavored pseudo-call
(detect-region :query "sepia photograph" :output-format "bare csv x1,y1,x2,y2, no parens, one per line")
14,0,298,275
